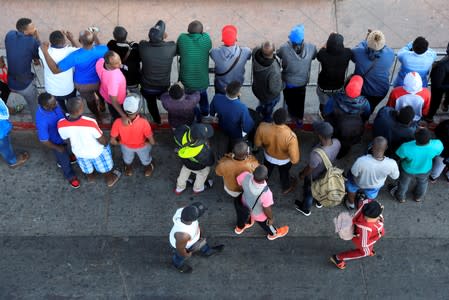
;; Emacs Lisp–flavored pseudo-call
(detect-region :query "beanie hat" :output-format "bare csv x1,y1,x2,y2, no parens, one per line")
181,202,207,222
363,201,383,218
403,72,423,94
345,75,364,98
149,20,165,42
397,106,415,124
222,25,237,46
313,121,333,138
289,24,304,45
367,30,385,51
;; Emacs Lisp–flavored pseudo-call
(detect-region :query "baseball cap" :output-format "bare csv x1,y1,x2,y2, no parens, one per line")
345,75,364,98
123,94,140,114
149,20,165,42
313,121,333,138
222,25,237,46
190,123,214,140
181,202,207,222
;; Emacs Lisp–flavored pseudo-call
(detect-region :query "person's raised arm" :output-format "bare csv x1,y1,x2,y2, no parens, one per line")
40,42,62,74
64,31,79,48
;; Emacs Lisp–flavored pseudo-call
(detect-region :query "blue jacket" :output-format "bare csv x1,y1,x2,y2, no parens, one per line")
351,41,394,97
210,94,254,139
324,92,371,120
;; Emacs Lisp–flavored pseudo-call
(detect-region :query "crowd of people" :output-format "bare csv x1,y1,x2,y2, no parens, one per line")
1,17,449,274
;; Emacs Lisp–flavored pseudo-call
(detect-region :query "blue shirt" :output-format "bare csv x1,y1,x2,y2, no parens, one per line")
396,139,443,174
4,31,40,90
58,45,108,84
210,94,254,139
35,105,65,144
0,99,12,139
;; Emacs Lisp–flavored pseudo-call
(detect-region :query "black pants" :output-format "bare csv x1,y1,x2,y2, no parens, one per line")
364,94,386,114
283,86,306,120
141,87,167,124
264,160,292,190
107,102,122,122
429,87,449,118
0,81,10,103
233,197,276,235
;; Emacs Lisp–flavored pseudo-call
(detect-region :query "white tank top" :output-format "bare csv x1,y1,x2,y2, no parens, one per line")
169,208,201,248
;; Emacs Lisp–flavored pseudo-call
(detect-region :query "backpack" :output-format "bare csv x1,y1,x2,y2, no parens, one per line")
311,148,346,207
333,211,354,240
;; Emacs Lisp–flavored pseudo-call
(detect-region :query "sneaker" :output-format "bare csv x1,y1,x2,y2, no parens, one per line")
315,201,323,209
202,245,225,257
267,226,289,240
429,175,437,184
176,264,193,274
234,218,255,235
345,199,355,210
174,187,185,195
282,177,297,195
330,255,346,270
124,165,133,176
295,203,311,216
370,250,376,257
69,178,80,189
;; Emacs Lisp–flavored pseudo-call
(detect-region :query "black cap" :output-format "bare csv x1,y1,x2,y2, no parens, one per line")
190,123,214,140
149,20,165,42
363,201,383,218
181,202,207,222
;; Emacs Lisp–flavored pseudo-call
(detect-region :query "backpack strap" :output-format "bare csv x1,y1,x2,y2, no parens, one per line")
313,148,333,170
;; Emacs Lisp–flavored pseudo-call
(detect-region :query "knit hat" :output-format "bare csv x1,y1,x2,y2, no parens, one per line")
363,201,383,218
289,24,304,45
222,25,237,46
397,106,415,124
367,30,385,51
181,202,207,222
313,121,334,138
190,123,214,140
149,20,165,42
345,75,364,98
123,94,140,114
403,72,423,94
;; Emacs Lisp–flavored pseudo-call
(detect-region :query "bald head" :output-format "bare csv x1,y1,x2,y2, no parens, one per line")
188,20,203,34
79,30,94,47
233,141,249,160
262,41,275,58
372,136,388,157
104,50,121,69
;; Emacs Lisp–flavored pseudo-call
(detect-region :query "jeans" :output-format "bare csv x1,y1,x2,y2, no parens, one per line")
54,89,76,113
52,145,76,180
141,87,167,124
172,243,211,268
11,82,38,122
264,160,292,190
301,176,314,211
396,168,430,200
431,156,449,179
0,134,17,165
256,96,280,122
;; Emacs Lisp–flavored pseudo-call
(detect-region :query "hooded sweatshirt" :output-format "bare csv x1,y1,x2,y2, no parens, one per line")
324,91,371,119
251,47,283,103
317,33,352,90
169,207,200,248
351,40,395,97
277,41,317,87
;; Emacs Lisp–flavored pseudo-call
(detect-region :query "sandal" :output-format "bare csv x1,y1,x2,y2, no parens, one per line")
9,151,29,168
107,169,122,187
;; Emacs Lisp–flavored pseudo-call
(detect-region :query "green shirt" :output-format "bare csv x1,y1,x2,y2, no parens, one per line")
396,139,443,174
176,33,212,90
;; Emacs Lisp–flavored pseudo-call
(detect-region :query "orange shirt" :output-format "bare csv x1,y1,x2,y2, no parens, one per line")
110,115,153,149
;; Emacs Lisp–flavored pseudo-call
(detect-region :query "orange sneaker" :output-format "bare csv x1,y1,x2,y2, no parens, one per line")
330,255,346,270
267,226,289,240
234,218,255,235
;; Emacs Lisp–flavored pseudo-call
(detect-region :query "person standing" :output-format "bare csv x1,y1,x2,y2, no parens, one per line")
316,33,352,113
177,20,212,118
210,24,251,94
38,30,78,112
390,128,443,203
234,165,289,240
427,43,449,122
430,119,449,182
345,137,399,209
95,51,128,124
252,41,283,122
295,121,341,216
35,92,79,188
139,20,176,125
5,18,40,121
169,202,224,273
330,199,385,270
254,108,299,194
351,30,394,113
277,24,317,127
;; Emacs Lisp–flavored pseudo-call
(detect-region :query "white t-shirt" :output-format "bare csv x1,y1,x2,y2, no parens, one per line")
351,154,399,189
39,46,78,96
57,116,104,159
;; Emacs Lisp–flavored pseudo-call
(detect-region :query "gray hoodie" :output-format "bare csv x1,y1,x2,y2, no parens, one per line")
277,41,317,87
251,47,283,103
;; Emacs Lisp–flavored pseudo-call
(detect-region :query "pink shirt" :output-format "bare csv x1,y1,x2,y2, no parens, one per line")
236,171,274,222
95,58,126,105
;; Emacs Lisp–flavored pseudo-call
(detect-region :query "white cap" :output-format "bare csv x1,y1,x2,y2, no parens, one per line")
403,72,423,94
123,94,140,114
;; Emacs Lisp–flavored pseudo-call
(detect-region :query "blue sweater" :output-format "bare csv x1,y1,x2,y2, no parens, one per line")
351,41,395,97
210,94,254,139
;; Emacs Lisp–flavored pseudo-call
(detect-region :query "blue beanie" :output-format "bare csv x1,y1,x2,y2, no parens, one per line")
289,24,304,45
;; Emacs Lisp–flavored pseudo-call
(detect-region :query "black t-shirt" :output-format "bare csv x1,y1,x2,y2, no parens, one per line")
317,47,352,90
107,40,141,86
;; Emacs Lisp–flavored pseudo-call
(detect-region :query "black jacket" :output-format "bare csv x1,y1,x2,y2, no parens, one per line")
174,125,215,170
139,40,176,89
251,47,282,104
107,40,141,86
430,56,449,90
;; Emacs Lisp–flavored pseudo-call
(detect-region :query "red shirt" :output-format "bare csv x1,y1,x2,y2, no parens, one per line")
352,199,385,248
110,115,153,148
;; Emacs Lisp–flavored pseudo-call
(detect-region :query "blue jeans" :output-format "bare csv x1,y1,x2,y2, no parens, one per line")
256,96,280,122
55,89,76,113
0,134,17,165
52,145,76,180
301,176,314,211
172,243,211,268
396,168,430,200
186,88,209,118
